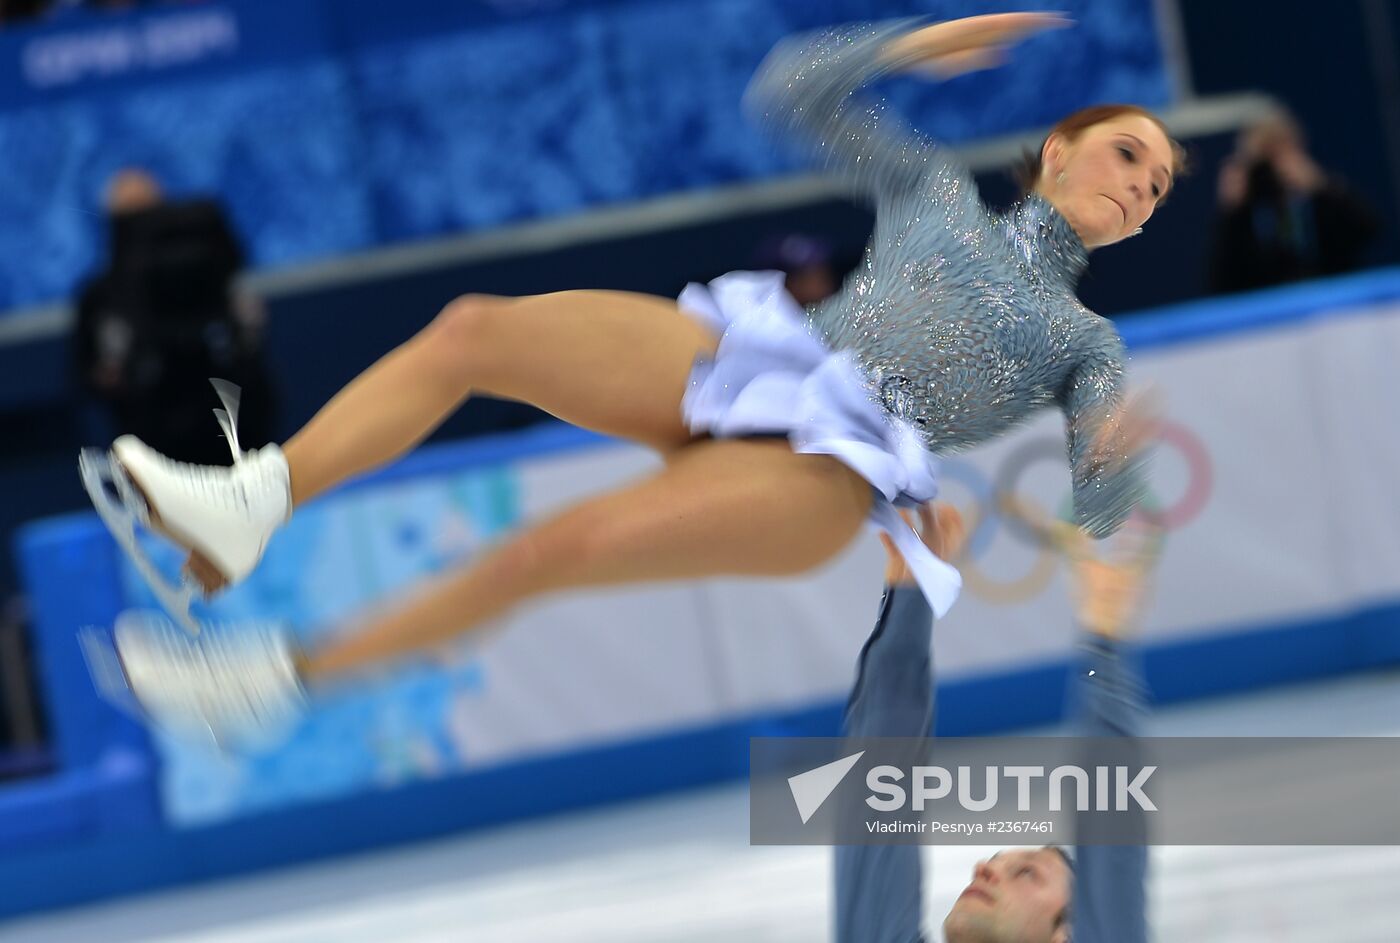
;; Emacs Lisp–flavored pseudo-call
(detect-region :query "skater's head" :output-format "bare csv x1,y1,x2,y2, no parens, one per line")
943,846,1074,943
1019,105,1188,250
103,167,164,217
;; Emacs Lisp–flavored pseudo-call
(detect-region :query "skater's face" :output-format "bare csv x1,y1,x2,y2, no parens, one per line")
1041,114,1176,249
942,848,1072,943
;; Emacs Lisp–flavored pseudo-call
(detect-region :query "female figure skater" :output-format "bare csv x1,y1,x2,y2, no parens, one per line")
90,13,1185,744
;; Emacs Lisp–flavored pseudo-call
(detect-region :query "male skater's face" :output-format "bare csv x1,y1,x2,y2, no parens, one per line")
942,848,1071,943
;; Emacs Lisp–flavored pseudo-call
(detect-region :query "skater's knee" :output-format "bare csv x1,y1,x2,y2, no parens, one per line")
424,294,512,381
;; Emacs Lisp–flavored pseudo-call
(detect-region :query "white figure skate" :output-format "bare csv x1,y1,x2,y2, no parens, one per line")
78,380,291,633
82,610,306,752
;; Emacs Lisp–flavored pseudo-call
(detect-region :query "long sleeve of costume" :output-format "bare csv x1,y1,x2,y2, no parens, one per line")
834,586,934,943
744,20,976,208
843,586,934,737
1070,635,1150,943
1058,322,1147,539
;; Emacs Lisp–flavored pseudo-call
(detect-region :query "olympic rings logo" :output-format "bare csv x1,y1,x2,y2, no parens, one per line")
939,420,1213,604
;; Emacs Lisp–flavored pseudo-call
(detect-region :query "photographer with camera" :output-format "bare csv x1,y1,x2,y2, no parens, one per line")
1209,110,1379,294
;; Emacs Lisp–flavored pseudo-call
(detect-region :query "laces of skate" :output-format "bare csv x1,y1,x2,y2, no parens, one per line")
154,451,278,515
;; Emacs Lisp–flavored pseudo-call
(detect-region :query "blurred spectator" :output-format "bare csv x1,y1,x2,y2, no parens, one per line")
0,0,50,23
1209,111,1379,294
753,233,841,306
72,168,277,465
2,1,175,26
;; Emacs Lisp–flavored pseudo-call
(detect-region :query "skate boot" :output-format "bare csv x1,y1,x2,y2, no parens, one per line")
79,380,291,632
84,610,307,752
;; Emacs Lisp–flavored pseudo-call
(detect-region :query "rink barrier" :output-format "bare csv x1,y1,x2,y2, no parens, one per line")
3,595,1400,920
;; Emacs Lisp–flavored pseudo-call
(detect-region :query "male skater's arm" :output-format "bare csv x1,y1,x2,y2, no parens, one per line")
835,505,964,943
1067,524,1157,943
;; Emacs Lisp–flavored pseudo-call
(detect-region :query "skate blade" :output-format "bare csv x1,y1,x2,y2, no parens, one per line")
79,448,201,635
77,623,144,720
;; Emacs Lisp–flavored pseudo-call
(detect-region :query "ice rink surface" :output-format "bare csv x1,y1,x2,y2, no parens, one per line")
4,668,1398,943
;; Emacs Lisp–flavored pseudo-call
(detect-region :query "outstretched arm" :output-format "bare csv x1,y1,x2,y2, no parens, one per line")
842,504,963,736
1069,635,1150,943
1058,330,1152,539
834,504,964,943
745,14,1068,205
1067,527,1158,943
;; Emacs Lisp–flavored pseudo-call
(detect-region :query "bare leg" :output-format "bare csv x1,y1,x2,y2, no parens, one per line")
282,291,717,506
301,439,873,684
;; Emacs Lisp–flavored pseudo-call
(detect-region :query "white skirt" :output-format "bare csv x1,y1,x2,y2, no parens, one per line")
678,270,961,617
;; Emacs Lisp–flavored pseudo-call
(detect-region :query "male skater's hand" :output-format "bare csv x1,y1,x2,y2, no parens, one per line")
881,502,966,586
1065,516,1161,640
1000,488,1161,639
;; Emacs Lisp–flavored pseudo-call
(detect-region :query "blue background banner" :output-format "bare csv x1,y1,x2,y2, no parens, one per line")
0,0,1173,311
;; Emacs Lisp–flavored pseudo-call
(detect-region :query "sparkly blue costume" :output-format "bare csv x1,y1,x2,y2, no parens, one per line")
744,21,1143,538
